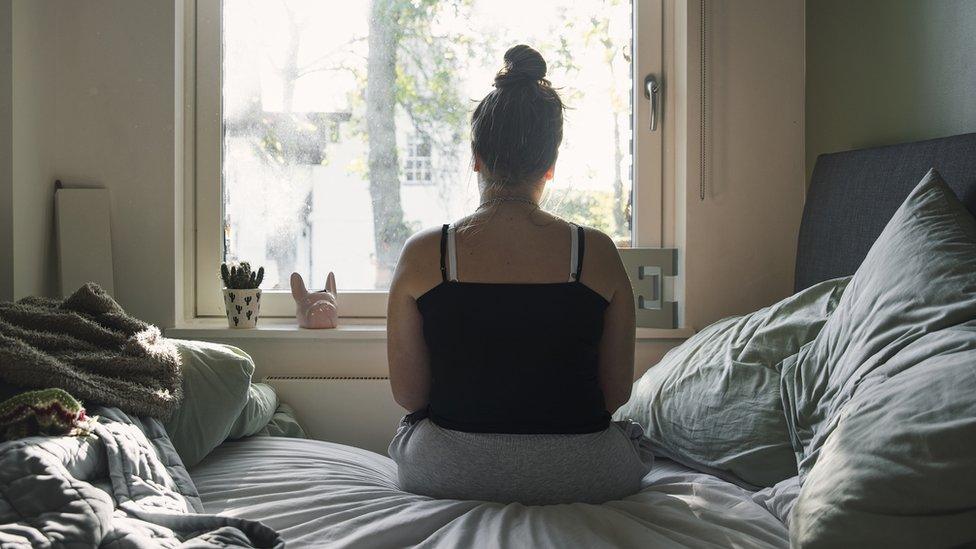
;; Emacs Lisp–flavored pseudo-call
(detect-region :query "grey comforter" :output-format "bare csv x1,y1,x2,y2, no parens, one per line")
0,407,282,548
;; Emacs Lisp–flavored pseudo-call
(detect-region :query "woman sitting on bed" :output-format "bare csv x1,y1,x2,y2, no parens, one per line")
387,45,653,505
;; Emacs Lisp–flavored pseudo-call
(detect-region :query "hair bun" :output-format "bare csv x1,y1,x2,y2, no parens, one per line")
494,45,548,88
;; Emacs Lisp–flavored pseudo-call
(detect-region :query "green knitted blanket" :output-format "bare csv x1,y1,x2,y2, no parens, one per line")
0,388,95,441
0,283,183,419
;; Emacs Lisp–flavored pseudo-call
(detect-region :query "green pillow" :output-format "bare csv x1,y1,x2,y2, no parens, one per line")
615,275,849,488
784,170,976,546
228,383,279,440
251,403,307,439
164,340,255,467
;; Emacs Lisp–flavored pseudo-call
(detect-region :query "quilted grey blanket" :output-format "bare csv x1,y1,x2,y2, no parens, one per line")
0,407,283,548
0,283,182,419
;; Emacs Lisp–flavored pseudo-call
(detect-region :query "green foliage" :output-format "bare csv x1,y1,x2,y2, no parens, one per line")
220,262,265,290
546,189,610,233
545,188,630,246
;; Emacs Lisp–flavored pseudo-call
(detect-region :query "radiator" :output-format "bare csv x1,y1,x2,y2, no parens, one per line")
264,376,406,456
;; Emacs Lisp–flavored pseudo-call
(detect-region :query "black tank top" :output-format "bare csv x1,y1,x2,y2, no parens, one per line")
416,223,611,434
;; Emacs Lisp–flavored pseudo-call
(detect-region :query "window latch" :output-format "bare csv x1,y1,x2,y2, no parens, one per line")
643,74,660,132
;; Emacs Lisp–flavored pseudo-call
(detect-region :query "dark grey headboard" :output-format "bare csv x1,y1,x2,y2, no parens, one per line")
795,133,976,292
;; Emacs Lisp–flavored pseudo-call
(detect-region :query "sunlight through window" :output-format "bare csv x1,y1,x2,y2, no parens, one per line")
222,0,633,291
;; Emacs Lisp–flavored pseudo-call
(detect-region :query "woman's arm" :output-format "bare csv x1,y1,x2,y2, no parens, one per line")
387,234,434,412
592,233,636,412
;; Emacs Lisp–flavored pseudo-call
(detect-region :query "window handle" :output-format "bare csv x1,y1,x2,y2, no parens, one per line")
644,74,659,132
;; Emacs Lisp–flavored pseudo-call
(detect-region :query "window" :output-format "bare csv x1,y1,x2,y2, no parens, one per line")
404,133,433,186
192,0,663,317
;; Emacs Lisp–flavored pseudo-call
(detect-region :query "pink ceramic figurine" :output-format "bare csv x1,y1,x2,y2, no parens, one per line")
290,272,339,329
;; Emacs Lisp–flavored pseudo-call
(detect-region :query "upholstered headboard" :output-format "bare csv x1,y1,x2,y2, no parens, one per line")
795,133,976,292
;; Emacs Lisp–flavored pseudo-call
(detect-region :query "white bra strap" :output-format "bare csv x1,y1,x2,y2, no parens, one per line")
446,224,459,282
569,223,579,282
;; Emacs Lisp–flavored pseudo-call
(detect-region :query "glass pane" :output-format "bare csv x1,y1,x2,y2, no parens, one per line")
222,0,633,291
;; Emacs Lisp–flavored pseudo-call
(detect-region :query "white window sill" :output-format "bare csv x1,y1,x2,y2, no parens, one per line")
166,318,694,341
167,318,388,340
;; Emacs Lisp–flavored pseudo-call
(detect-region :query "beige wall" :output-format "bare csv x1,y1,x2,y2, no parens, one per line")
1,0,180,323
806,0,976,180
52,0,178,325
0,0,60,301
11,0,58,300
0,0,12,301
679,0,807,330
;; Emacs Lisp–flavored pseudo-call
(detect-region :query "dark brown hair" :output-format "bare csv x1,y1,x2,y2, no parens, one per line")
471,45,565,188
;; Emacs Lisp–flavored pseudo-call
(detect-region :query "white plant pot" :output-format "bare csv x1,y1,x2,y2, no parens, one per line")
223,288,262,328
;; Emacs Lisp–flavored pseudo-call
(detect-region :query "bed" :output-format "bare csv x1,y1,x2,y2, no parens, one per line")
193,438,787,547
190,133,976,548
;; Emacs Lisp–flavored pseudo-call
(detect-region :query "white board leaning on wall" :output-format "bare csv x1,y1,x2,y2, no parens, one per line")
55,185,114,297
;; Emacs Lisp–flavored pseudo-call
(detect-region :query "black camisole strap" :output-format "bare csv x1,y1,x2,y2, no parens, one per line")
574,225,585,282
439,224,449,282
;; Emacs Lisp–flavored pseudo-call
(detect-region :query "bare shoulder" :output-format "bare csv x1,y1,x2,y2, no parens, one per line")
392,225,445,298
579,226,628,301
581,226,617,250
580,226,621,265
401,225,443,261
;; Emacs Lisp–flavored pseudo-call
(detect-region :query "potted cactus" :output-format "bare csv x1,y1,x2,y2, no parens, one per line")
220,261,264,328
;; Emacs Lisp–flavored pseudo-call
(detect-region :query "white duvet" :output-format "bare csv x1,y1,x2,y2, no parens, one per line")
191,437,786,548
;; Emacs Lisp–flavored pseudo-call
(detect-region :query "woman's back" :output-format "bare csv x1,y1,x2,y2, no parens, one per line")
416,212,613,434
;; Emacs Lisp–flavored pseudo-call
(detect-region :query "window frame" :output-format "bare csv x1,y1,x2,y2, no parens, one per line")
187,0,664,319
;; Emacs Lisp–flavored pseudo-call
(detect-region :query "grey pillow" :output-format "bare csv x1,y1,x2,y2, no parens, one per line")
784,170,976,547
163,340,255,467
781,169,976,479
791,343,976,548
615,275,849,488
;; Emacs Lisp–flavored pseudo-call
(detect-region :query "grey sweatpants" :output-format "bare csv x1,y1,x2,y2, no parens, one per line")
389,417,654,505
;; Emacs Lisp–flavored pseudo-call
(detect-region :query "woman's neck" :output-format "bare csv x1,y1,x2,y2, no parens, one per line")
478,182,545,205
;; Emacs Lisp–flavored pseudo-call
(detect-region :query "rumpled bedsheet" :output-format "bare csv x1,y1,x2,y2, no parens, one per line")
193,437,789,548
0,407,282,548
